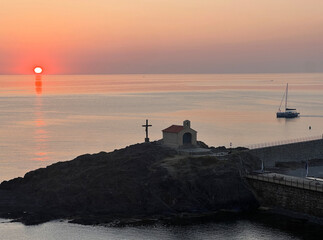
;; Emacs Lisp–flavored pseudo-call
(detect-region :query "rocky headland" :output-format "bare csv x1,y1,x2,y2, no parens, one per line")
0,142,261,225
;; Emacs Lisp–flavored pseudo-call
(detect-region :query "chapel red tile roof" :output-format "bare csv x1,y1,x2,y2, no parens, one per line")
162,125,184,133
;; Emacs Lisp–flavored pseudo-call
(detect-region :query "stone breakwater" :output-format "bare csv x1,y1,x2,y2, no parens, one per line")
246,173,323,222
249,139,323,167
0,142,259,225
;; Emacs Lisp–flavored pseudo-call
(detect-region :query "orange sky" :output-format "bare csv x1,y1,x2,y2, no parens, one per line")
1,0,323,74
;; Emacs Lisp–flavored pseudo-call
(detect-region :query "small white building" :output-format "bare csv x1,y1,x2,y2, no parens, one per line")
162,120,197,148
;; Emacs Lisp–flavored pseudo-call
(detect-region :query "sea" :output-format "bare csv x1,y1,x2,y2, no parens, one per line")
0,73,323,239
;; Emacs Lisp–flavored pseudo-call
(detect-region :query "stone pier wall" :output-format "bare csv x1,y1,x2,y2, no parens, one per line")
246,174,323,218
249,139,323,167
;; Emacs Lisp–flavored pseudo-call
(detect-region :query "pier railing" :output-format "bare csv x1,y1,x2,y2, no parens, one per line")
246,135,323,150
246,173,323,193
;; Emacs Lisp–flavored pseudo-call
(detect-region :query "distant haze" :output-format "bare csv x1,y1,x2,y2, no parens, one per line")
1,0,323,74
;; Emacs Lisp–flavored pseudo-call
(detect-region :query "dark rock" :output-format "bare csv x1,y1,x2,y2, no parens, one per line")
0,141,260,225
197,141,209,149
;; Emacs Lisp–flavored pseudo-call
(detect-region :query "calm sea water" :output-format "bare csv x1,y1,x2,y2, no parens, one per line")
1,73,323,181
0,73,323,238
0,218,317,240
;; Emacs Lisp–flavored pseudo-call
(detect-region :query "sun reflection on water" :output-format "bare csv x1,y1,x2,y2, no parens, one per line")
33,75,49,161
35,75,42,95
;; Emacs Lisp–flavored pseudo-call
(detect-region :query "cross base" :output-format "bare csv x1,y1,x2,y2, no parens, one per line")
145,137,150,143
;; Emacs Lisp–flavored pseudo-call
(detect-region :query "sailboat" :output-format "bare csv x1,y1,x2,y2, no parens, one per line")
276,83,300,118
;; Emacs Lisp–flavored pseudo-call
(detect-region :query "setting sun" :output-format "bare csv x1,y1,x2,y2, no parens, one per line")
34,67,43,74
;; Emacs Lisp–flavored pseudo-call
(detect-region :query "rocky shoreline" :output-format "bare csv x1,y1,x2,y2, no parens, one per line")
1,141,323,229
0,142,261,225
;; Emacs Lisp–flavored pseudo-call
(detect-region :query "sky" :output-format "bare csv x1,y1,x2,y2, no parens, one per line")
1,0,323,74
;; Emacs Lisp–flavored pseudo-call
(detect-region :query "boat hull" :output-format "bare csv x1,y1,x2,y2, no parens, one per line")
276,112,300,118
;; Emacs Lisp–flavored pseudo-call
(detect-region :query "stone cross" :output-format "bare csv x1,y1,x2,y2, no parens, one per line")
142,119,152,142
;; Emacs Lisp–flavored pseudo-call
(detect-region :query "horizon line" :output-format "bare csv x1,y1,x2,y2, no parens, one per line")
1,72,323,76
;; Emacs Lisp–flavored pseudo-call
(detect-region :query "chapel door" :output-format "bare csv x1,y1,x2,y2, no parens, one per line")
183,132,192,145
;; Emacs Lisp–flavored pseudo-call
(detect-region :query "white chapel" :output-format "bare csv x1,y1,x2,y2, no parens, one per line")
162,120,197,148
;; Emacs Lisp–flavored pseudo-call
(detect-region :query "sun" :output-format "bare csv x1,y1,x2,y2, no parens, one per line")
34,66,43,74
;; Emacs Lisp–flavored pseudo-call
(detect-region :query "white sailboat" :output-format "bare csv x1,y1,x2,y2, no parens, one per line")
276,83,299,118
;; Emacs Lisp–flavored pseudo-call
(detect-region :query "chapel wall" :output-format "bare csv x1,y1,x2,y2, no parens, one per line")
163,132,179,148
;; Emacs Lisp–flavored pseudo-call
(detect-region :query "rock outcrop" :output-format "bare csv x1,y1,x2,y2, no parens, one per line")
0,142,260,225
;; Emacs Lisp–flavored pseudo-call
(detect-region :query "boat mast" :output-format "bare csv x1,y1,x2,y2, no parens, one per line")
285,83,288,111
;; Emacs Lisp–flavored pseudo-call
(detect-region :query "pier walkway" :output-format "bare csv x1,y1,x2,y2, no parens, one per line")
246,173,323,192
